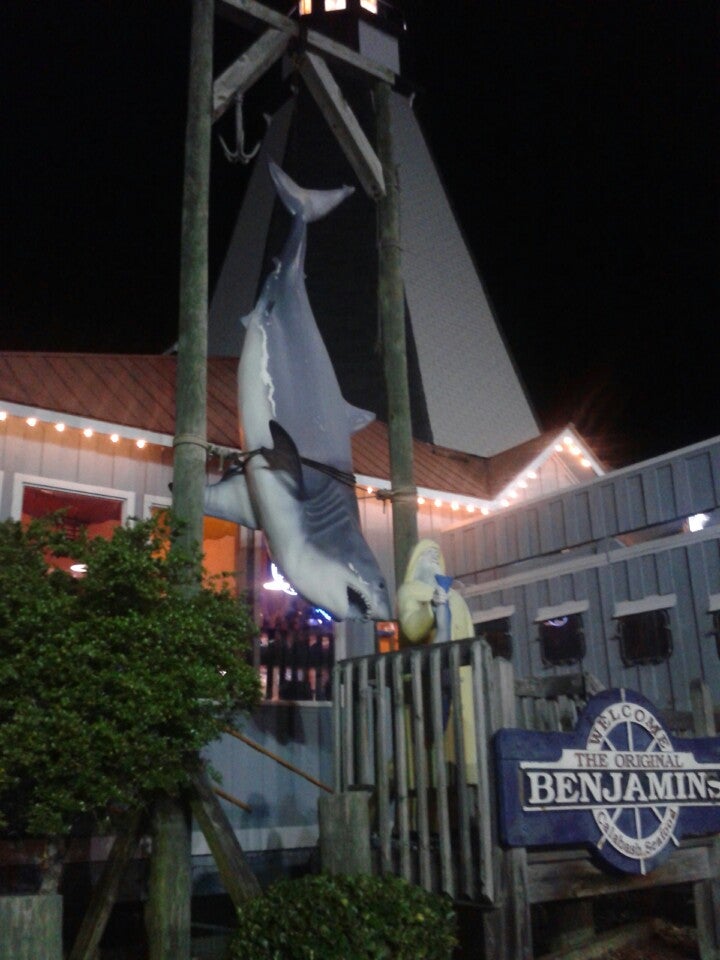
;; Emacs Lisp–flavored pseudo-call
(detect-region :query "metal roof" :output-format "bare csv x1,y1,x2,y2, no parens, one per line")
0,352,572,501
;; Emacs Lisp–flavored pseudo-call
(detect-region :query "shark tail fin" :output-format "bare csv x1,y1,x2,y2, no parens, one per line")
269,161,354,224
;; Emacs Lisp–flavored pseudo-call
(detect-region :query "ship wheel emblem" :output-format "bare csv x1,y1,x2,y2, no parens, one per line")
587,690,679,874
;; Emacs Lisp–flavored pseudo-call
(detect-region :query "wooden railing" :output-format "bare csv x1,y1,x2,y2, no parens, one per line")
332,641,720,958
332,638,598,903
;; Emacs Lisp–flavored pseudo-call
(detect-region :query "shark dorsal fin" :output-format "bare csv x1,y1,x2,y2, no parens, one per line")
262,420,306,498
346,403,375,434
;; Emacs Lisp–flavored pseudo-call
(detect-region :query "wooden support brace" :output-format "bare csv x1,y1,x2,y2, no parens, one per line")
297,51,385,199
68,810,145,960
218,0,395,83
213,29,289,121
189,770,261,905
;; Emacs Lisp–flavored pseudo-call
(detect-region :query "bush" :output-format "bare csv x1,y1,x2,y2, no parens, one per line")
229,873,457,960
0,514,260,838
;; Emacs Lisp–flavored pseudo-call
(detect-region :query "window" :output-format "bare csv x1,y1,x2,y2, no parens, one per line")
376,620,399,654
539,614,586,666
613,595,676,667
618,610,673,667
535,600,588,667
16,477,132,574
475,618,512,660
325,0,347,9
259,603,335,702
299,0,312,13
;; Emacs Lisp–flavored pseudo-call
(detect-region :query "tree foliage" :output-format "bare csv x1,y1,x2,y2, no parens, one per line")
0,515,260,837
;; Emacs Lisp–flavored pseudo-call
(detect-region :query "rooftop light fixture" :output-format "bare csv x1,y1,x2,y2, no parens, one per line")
688,513,710,533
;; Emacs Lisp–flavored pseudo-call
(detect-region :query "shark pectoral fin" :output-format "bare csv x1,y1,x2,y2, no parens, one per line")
261,420,306,499
204,469,259,529
346,403,375,434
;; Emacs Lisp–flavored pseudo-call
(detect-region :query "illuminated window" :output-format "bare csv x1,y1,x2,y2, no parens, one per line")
539,614,585,667
20,483,125,574
376,620,399,654
299,0,312,13
360,0,378,11
325,0,347,9
618,610,673,667
476,618,512,660
203,516,240,596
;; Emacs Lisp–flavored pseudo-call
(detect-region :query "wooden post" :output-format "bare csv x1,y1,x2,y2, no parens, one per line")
0,894,62,960
690,679,720,960
484,658,533,960
318,790,373,876
172,0,213,557
148,0,214,957
375,80,418,587
146,796,192,960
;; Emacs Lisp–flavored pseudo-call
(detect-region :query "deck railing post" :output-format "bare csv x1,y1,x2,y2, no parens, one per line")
691,679,720,959
483,657,533,960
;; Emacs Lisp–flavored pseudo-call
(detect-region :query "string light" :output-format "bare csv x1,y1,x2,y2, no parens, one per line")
0,410,598,516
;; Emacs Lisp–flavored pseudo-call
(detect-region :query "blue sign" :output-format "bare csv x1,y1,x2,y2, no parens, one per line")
495,688,720,875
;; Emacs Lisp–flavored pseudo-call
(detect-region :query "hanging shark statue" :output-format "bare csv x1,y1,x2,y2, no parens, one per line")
205,162,391,622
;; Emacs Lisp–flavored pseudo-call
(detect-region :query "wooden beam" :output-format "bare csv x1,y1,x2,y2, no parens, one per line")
213,29,289,122
218,0,395,83
298,52,384,198
68,811,145,960
189,770,261,905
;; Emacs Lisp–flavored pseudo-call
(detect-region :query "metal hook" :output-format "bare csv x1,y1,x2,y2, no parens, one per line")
219,92,261,165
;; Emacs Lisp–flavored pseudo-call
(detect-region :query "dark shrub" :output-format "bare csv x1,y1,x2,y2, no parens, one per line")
229,872,457,960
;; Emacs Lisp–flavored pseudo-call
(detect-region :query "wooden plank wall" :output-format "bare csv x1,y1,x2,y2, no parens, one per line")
441,438,720,713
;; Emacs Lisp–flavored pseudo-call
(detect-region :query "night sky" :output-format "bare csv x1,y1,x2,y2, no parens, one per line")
3,1,718,468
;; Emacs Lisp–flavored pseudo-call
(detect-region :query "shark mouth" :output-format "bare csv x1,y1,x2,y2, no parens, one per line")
347,585,372,621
